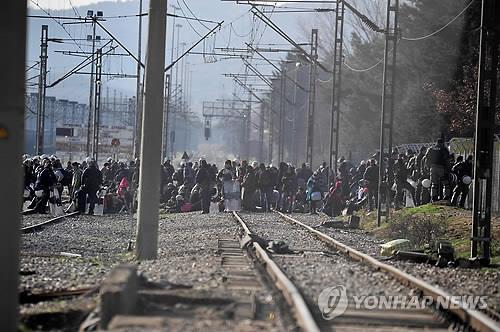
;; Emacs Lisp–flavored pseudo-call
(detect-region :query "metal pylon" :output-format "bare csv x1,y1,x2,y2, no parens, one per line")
330,1,345,177
36,25,48,155
306,29,318,167
92,48,103,161
471,0,500,265
377,0,399,226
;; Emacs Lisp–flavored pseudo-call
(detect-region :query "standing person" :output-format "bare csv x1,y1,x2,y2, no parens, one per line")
257,163,273,212
363,159,379,211
242,165,257,211
70,162,82,198
297,163,313,190
409,146,427,206
306,173,321,215
101,162,111,185
425,138,450,202
30,159,57,213
217,160,237,211
451,155,473,208
183,162,195,193
276,162,288,211
195,159,212,214
81,160,102,215
394,154,416,208
163,159,175,183
282,166,298,213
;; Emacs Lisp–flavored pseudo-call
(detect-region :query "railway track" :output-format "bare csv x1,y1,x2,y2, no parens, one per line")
21,211,80,234
233,211,500,332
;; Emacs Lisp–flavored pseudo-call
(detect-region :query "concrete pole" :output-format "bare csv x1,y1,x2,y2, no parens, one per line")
135,0,168,260
0,1,26,330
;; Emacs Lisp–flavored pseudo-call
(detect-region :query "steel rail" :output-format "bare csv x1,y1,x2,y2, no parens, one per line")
276,211,500,332
232,212,320,332
21,211,80,234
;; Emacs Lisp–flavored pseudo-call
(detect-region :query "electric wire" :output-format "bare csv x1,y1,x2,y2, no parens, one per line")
67,0,80,17
177,0,204,38
343,57,384,72
181,0,211,30
29,0,85,52
402,1,473,41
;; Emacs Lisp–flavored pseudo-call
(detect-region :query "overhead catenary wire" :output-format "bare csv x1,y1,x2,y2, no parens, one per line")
343,57,384,72
29,0,85,52
402,1,474,41
176,0,204,38
181,0,211,30
67,0,80,17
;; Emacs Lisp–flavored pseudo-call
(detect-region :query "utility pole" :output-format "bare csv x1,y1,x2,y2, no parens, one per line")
278,66,286,164
306,29,318,167
135,0,167,260
377,0,399,227
170,23,183,159
246,94,252,160
86,12,97,156
162,73,170,160
471,0,499,265
133,0,143,159
36,25,48,155
329,1,344,178
259,101,265,162
1,1,26,330
92,48,103,161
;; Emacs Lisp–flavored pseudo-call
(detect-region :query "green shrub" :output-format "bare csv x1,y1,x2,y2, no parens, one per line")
383,214,448,249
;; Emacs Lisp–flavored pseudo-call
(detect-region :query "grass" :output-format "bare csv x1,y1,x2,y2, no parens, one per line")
356,203,500,265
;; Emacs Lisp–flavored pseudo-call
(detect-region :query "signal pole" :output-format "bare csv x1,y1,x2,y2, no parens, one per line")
306,29,318,167
470,0,500,265
36,25,48,155
135,0,167,260
377,0,399,227
0,1,26,329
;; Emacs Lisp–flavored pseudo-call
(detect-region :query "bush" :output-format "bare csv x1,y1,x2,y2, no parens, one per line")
383,214,448,249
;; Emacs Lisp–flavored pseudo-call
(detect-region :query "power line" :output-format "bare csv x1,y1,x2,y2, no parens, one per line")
67,0,80,17
28,0,85,52
343,57,384,72
177,0,204,38
180,0,210,30
402,1,473,41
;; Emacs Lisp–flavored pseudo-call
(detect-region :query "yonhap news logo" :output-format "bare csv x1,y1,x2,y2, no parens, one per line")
318,285,489,320
317,285,348,320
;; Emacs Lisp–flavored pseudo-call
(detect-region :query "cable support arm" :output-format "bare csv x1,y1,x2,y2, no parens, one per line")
165,21,223,72
241,57,273,86
250,6,332,74
340,0,384,33
47,40,115,88
245,43,309,92
95,20,145,68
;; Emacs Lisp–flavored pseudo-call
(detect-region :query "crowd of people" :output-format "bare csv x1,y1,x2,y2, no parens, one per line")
21,138,473,217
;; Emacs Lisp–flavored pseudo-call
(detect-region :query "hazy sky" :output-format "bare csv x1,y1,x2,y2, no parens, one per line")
26,0,325,111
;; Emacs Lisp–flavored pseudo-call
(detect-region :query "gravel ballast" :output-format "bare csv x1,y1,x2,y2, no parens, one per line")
238,212,423,331
19,212,285,331
285,213,500,313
